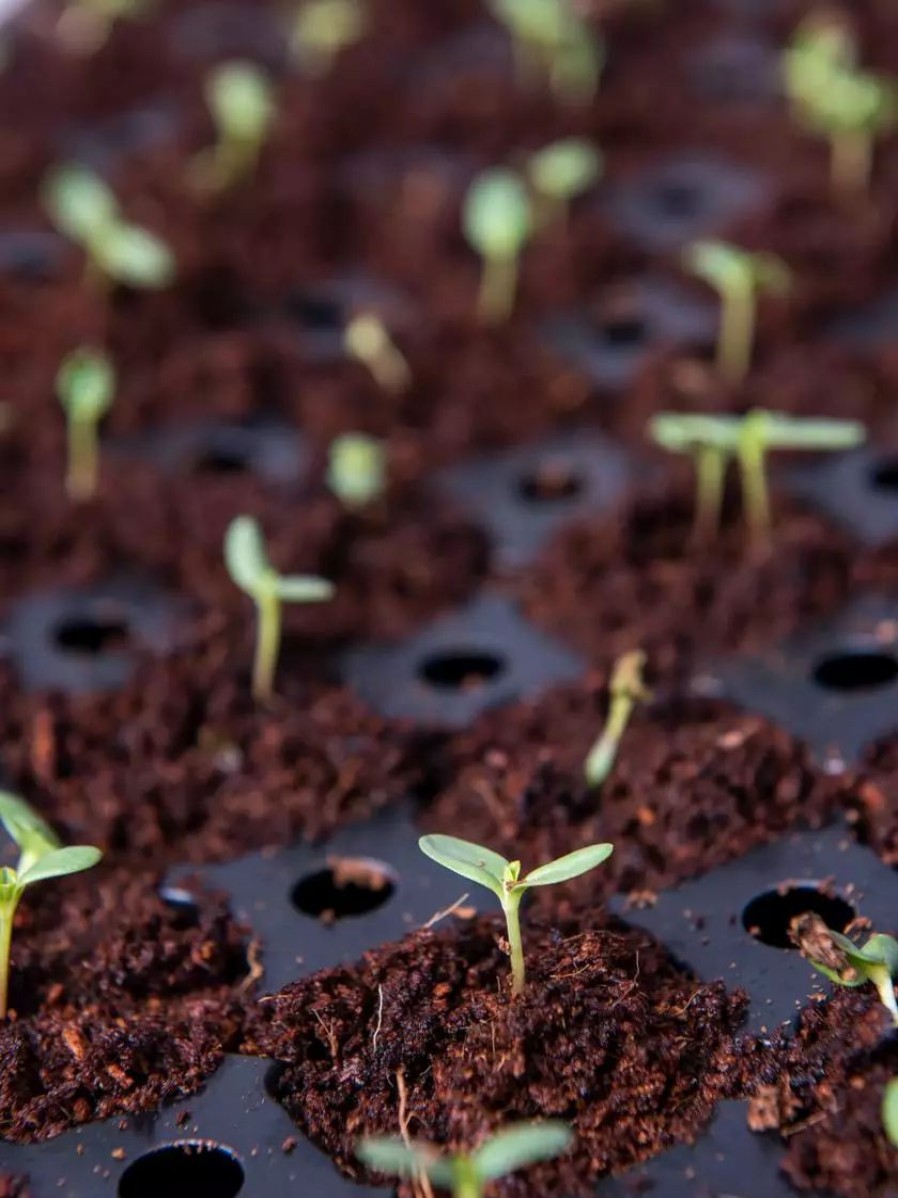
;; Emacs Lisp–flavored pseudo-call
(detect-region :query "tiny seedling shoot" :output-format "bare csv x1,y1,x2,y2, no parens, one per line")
806,67,897,197
357,1122,573,1198
56,347,115,502
649,409,865,547
192,61,275,195
327,432,386,509
487,0,603,105
343,312,411,393
224,515,335,700
585,650,651,788
783,10,856,123
419,834,613,996
526,138,602,228
291,0,367,75
682,240,791,384
42,163,175,291
0,790,102,1019
804,927,898,1028
463,169,533,324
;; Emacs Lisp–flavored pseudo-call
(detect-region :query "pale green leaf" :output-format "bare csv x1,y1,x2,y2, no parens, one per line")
527,139,602,201
418,834,508,898
760,414,866,451
19,845,102,887
0,791,60,862
42,164,117,244
649,412,740,454
327,433,386,507
883,1078,898,1148
56,349,115,421
356,1137,453,1183
274,575,335,603
474,1122,573,1181
225,515,270,595
463,170,532,260
207,61,274,144
95,222,175,289
521,843,613,888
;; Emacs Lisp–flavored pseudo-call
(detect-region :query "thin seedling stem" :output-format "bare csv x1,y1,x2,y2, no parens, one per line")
479,253,518,323
502,889,526,996
719,275,755,383
66,412,99,501
693,444,727,543
831,128,872,197
253,589,281,701
737,414,771,547
0,908,12,1019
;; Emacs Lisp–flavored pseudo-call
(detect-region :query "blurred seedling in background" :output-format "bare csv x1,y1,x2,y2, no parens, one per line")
683,240,791,384
650,410,865,547
419,834,613,996
56,347,115,502
526,138,602,227
0,790,102,1018
327,432,386,509
585,650,651,788
225,515,334,700
487,0,604,105
344,313,411,393
883,1078,898,1148
57,0,152,55
42,164,175,291
463,168,533,323
357,1122,573,1198
796,917,898,1027
783,8,857,120
192,62,275,195
291,0,367,75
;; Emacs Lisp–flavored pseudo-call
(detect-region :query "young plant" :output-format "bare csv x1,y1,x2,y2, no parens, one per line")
803,926,898,1028
357,1122,572,1198
783,10,856,122
487,0,603,105
191,62,275,195
343,313,411,393
804,67,898,197
224,515,335,700
883,1078,898,1149
0,790,102,1019
42,164,175,291
526,138,602,227
419,834,613,996
585,650,651,788
327,433,386,509
56,347,115,501
463,169,533,324
650,410,865,546
291,0,367,75
682,240,791,384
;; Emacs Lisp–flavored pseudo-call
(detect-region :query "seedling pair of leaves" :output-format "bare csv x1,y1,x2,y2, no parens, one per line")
463,140,601,323
419,834,612,995
650,409,865,547
487,0,603,106
291,0,367,76
191,62,275,195
358,1122,572,1198
0,791,102,1018
43,165,175,291
326,432,386,508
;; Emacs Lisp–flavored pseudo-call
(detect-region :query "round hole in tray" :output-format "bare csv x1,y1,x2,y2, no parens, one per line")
419,649,505,689
655,180,701,217
118,1142,244,1198
193,446,249,475
286,290,343,331
600,312,646,348
291,857,397,922
159,885,201,929
518,459,585,503
742,884,855,949
869,456,898,491
812,649,898,692
54,614,130,655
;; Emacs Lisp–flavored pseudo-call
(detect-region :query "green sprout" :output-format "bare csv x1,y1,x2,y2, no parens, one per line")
0,790,102,1019
357,1122,573,1198
883,1078,898,1149
487,0,603,104
805,67,898,197
326,433,386,509
526,138,602,227
291,0,367,75
783,10,856,121
56,348,115,502
344,313,411,393
804,928,898,1028
683,240,791,384
42,164,175,291
419,834,612,997
224,515,335,700
463,169,533,324
57,0,152,54
585,650,651,788
650,410,865,546
191,62,275,195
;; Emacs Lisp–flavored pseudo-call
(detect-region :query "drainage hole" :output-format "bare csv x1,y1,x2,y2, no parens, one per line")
813,650,898,692
870,456,898,491
193,447,249,474
158,885,201,929
118,1142,244,1198
419,650,505,690
742,885,856,949
600,312,646,347
286,290,343,331
656,181,701,217
54,615,130,655
518,459,584,503
291,857,396,923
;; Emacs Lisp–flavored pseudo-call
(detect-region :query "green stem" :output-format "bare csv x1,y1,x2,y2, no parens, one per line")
66,414,99,501
869,963,898,1028
0,902,15,1020
453,1162,483,1198
718,279,754,384
692,445,726,543
502,890,526,997
253,591,282,700
737,414,771,548
831,129,872,198
585,695,632,787
478,253,518,324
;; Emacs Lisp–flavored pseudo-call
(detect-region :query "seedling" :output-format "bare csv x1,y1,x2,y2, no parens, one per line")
191,62,275,195
682,240,791,384
357,1122,572,1198
650,410,865,546
803,926,898,1027
56,347,115,501
42,164,175,290
224,515,335,700
526,138,602,227
585,650,651,788
0,790,102,1018
327,432,386,508
344,313,411,393
291,0,367,75
783,10,856,122
463,169,533,324
487,0,603,105
883,1078,898,1149
805,67,897,197
419,834,612,996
